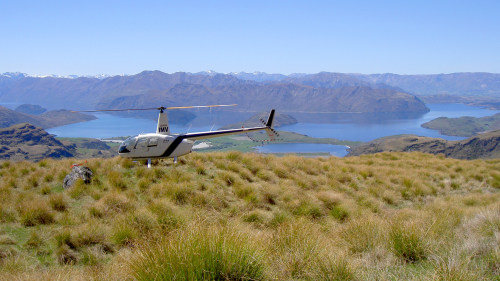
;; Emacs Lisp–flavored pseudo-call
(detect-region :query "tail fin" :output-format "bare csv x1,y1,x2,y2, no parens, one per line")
266,109,275,128
156,109,170,135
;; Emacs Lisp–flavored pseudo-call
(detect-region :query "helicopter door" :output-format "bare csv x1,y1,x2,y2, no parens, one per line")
148,138,158,147
135,138,148,149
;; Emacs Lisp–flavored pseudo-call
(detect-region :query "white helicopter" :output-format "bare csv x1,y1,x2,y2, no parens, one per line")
77,105,276,167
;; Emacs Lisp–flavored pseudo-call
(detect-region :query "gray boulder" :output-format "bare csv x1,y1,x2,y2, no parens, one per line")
63,166,93,189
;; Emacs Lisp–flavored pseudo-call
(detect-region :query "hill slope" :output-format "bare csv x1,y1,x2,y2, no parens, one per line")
0,123,74,160
421,113,500,137
0,123,116,160
0,153,498,280
0,106,96,129
14,104,47,115
347,130,500,159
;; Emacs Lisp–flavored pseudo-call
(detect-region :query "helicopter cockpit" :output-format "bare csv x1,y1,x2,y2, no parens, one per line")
118,136,137,153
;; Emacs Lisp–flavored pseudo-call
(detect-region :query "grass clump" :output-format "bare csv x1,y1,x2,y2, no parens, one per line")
48,193,68,212
97,192,133,214
111,219,137,246
0,207,16,223
389,220,429,263
25,232,44,249
330,205,349,222
341,216,384,254
56,244,77,265
314,255,357,281
130,224,265,281
18,200,55,226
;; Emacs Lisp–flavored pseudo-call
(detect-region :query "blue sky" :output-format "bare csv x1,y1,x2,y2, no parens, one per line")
1,0,499,76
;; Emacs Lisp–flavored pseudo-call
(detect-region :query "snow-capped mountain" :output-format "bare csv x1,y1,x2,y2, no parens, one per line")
0,72,118,79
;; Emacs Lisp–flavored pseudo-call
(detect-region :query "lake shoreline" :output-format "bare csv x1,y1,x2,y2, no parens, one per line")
46,103,499,155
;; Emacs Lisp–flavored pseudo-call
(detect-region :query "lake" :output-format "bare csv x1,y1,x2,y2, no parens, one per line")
255,143,349,157
280,104,499,142
46,103,498,155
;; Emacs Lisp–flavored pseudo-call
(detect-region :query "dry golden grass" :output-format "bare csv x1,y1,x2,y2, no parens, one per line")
0,152,499,280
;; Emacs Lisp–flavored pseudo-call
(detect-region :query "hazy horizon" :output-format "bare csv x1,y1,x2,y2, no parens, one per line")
3,69,500,78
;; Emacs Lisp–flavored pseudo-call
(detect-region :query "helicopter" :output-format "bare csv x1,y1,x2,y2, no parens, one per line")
76,105,276,167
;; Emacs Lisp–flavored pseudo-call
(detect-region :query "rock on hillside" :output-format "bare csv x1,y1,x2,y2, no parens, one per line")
347,130,500,160
0,123,74,160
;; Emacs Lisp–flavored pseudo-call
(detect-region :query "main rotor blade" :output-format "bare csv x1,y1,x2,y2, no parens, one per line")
166,104,237,110
71,108,159,113
71,104,237,113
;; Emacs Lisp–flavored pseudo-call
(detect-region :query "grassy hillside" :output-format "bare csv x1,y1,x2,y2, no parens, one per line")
0,152,499,280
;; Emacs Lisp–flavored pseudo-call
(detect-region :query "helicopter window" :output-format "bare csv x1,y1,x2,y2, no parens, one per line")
135,138,148,148
148,138,158,147
121,137,136,147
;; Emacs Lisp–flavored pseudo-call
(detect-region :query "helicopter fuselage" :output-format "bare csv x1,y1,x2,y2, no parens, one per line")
118,133,194,159
117,108,276,161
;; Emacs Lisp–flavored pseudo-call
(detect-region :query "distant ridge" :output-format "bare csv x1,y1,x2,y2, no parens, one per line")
0,71,428,113
422,113,500,137
6,70,499,114
347,130,500,159
0,106,96,129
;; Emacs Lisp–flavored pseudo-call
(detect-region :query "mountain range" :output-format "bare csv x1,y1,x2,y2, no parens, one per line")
0,71,428,113
231,72,500,97
3,70,500,118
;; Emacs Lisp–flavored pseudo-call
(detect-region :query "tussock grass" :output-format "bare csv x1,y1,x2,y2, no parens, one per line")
18,200,55,226
130,223,265,281
0,152,499,280
389,220,429,263
48,193,68,212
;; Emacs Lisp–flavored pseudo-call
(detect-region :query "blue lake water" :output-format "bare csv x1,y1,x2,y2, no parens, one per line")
46,104,499,155
256,143,349,157
280,104,499,142
47,111,254,139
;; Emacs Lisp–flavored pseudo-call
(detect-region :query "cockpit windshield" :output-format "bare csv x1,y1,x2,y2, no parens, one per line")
121,137,136,148
119,137,136,154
